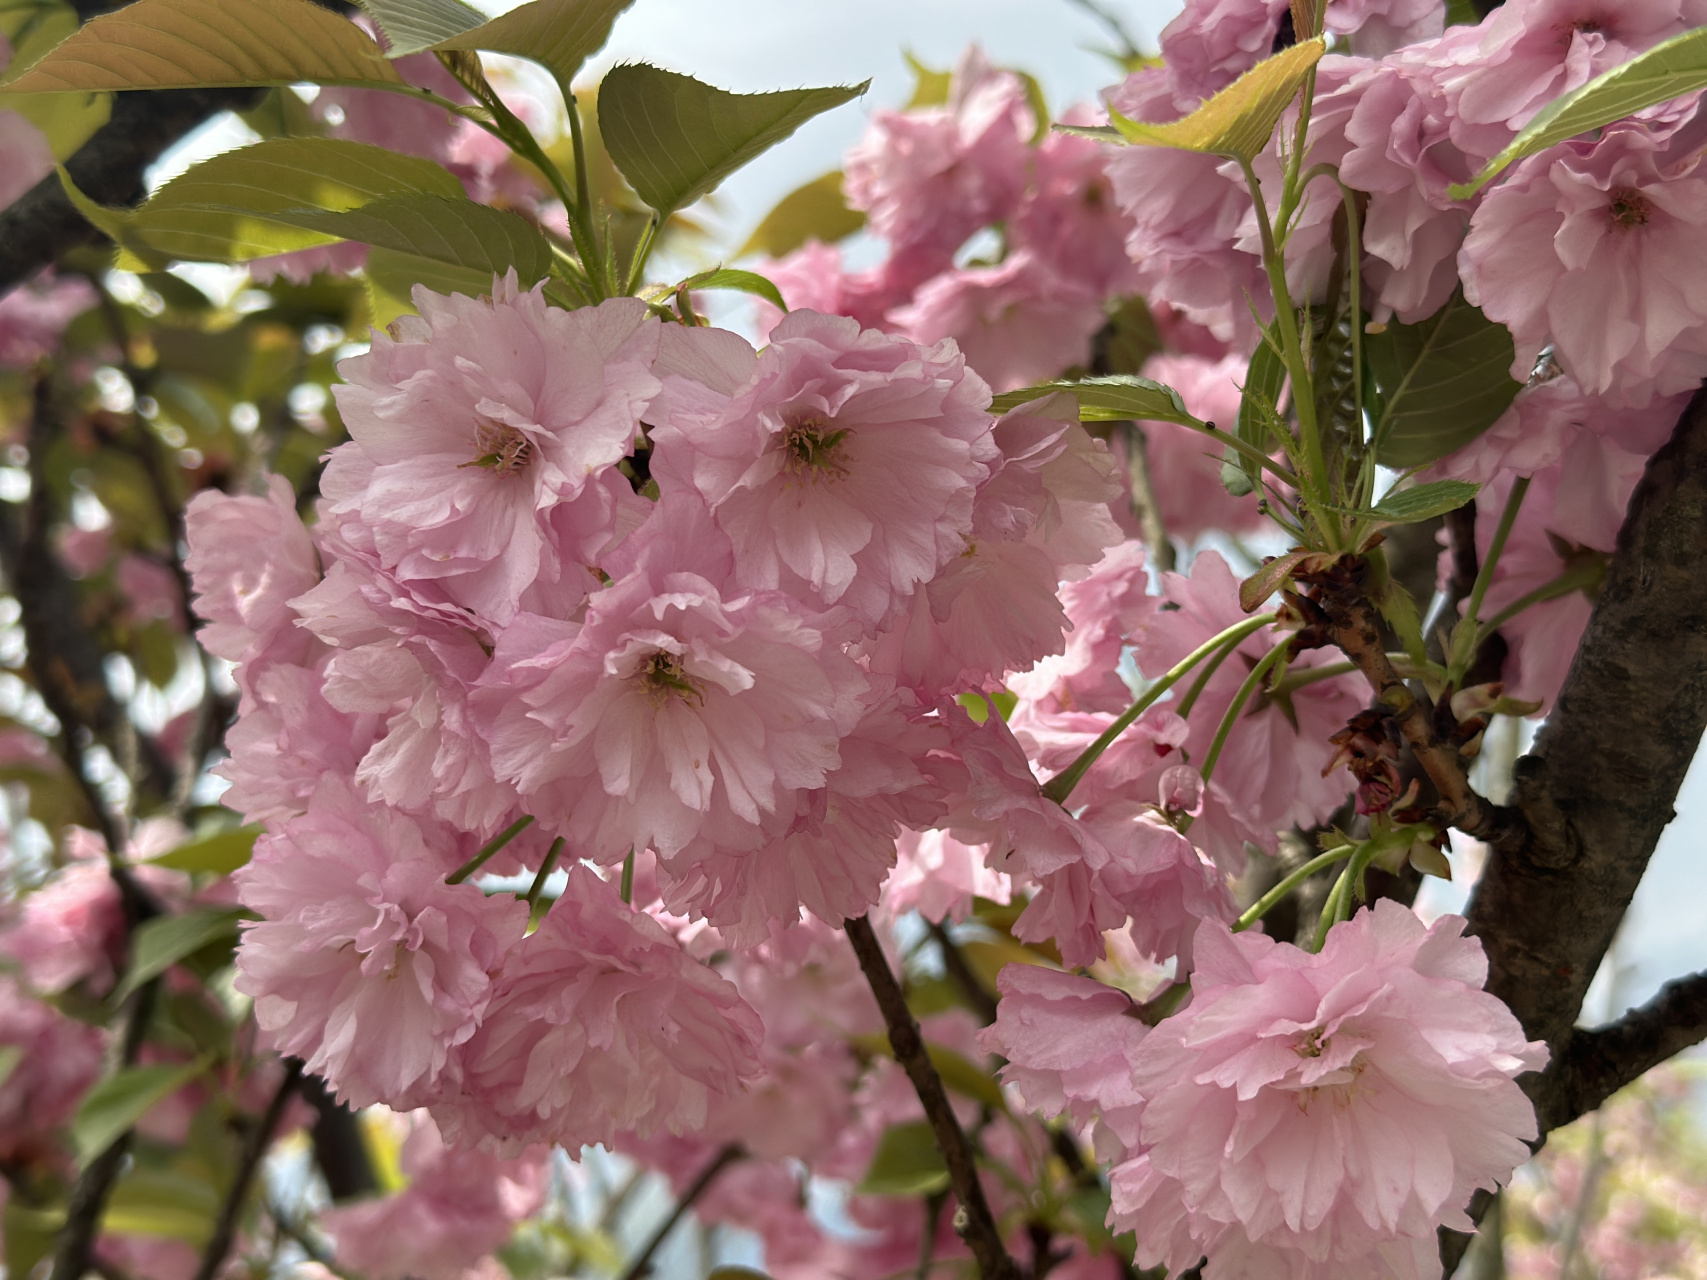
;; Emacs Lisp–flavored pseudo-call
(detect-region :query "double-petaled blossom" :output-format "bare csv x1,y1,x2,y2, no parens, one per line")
324,277,659,629
234,779,528,1108
428,865,763,1154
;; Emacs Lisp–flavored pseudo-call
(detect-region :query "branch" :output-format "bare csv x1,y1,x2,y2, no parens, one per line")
1535,970,1707,1134
617,1143,742,1280
193,1058,304,1280
298,1072,377,1202
844,914,1020,1280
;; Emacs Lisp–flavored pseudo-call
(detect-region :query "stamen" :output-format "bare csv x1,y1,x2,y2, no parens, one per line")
641,650,703,705
1609,188,1652,228
781,416,851,480
462,419,533,473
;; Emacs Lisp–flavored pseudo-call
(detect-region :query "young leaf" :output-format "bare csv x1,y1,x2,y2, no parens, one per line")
365,246,499,323
739,170,865,259
125,138,463,264
262,194,555,284
855,1120,950,1197
109,907,245,1005
1108,36,1326,160
1,6,112,157
433,0,633,87
1367,293,1522,469
358,0,486,57
0,0,404,93
73,1063,204,1168
599,65,867,216
1229,323,1286,496
673,267,787,313
1453,26,1707,198
1368,479,1479,525
148,825,262,875
990,375,1206,429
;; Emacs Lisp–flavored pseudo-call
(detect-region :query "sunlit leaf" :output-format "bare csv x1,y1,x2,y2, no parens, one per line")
1453,26,1707,198
364,245,496,324
739,170,864,259
433,0,632,86
1,4,110,157
358,0,484,56
855,1120,949,1197
73,1062,204,1168
149,825,262,875
673,267,786,313
1366,293,1522,469
599,64,867,215
1108,37,1326,161
0,0,404,92
110,907,245,1005
990,374,1205,428
105,1166,221,1244
262,194,554,284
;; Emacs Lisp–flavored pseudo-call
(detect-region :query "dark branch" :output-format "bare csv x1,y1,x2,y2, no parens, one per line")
193,1059,304,1280
1536,970,1707,1134
617,1143,743,1280
929,921,999,1025
299,1072,378,1202
845,914,1020,1280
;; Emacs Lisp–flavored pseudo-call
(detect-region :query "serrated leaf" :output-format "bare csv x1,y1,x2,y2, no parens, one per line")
358,0,485,57
599,64,867,216
434,0,632,86
73,1063,204,1168
148,825,261,875
1228,323,1285,496
1453,26,1707,198
1369,479,1479,524
110,907,245,1005
855,1120,949,1197
0,0,403,93
262,194,554,283
1,6,111,156
1240,549,1311,613
740,170,864,259
1367,293,1521,469
1109,36,1326,160
675,267,786,313
990,374,1206,428
125,138,462,264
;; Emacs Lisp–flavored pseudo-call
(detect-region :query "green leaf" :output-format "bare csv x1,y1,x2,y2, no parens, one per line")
364,245,497,324
56,164,126,240
0,0,404,92
125,138,462,264
855,1120,950,1197
1369,479,1479,525
1228,324,1285,496
903,50,951,108
0,1044,22,1091
1,5,111,157
1453,26,1707,198
1109,36,1326,160
148,825,262,875
3,1199,58,1280
924,1043,1006,1111
358,0,485,56
262,194,554,283
739,170,864,259
1367,293,1522,469
110,907,245,1005
73,1062,204,1168
105,1166,222,1243
990,374,1206,428
599,64,867,216
675,267,786,313
433,0,633,86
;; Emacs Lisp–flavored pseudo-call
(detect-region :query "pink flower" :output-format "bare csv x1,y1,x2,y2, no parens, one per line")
0,272,94,367
0,109,53,215
649,309,997,629
477,555,866,866
1134,354,1269,540
887,827,1012,924
843,47,1034,291
1079,799,1238,967
233,779,528,1108
1008,540,1154,718
1459,124,1707,403
1155,0,1292,112
1012,118,1141,295
324,278,660,629
892,251,1108,393
323,1113,547,1280
1111,902,1546,1278
430,865,763,1154
751,242,896,338
0,975,105,1166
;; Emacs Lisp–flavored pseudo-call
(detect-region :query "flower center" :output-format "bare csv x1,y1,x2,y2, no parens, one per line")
641,650,703,705
463,419,533,474
781,416,851,480
1609,188,1652,228
1295,1026,1329,1059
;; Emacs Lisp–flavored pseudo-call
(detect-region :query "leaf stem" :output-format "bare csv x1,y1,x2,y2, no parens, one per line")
446,815,534,885
1041,613,1278,805
620,847,636,906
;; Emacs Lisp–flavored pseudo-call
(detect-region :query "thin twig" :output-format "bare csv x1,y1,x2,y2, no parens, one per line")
1118,423,1175,573
617,1143,743,1280
844,915,1020,1280
192,1058,305,1280
929,922,999,1025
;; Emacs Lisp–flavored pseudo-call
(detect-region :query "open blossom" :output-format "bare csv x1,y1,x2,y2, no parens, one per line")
650,309,997,629
430,865,763,1154
323,1113,547,1280
0,976,105,1167
234,779,528,1108
1113,902,1547,1278
843,46,1033,290
324,277,659,629
477,544,867,867
1008,540,1153,718
1460,124,1707,403
888,827,1012,923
